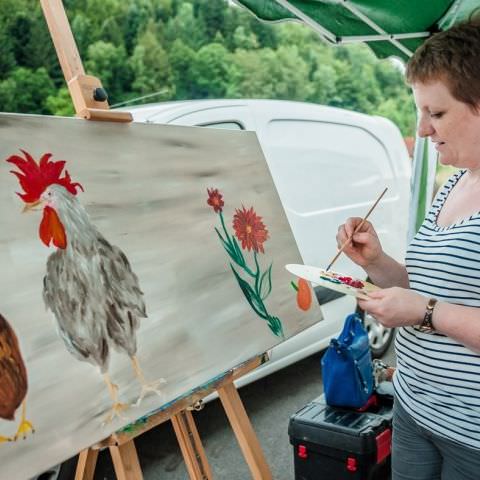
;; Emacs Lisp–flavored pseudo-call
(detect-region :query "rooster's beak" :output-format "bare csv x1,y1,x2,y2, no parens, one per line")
22,199,44,213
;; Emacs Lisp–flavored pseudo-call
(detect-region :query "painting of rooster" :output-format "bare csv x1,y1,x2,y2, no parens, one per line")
0,313,33,442
7,150,163,421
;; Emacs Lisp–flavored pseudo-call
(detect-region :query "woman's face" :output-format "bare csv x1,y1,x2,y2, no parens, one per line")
413,80,480,169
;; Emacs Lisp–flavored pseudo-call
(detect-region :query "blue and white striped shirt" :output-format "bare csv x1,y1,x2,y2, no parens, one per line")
394,169,480,450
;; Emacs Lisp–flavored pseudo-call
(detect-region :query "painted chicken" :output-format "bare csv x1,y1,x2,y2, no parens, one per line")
7,150,163,421
0,313,34,442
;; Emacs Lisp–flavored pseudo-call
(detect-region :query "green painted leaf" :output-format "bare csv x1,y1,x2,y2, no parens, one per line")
259,263,273,300
267,316,285,339
231,236,247,267
216,227,240,262
230,264,268,319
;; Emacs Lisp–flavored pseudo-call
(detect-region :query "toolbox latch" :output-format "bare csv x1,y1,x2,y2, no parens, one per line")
376,428,392,463
297,444,308,459
346,456,358,472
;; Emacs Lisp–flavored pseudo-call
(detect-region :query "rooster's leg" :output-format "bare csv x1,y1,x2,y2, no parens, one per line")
131,355,166,406
103,373,129,423
13,401,34,441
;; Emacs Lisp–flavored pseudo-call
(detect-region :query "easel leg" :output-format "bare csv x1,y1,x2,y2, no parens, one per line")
171,410,213,479
218,382,272,480
109,440,143,480
75,448,99,480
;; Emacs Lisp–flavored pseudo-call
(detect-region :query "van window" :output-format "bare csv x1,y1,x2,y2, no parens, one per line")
198,121,244,130
264,119,394,213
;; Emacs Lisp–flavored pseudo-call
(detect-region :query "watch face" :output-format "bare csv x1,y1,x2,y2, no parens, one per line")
416,324,434,333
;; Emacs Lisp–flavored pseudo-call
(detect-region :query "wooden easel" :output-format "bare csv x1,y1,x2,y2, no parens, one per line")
40,1,274,479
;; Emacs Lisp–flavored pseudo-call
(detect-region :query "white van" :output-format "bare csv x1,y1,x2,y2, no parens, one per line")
124,99,411,386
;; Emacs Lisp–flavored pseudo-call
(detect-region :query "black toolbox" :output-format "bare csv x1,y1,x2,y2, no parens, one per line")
289,394,393,480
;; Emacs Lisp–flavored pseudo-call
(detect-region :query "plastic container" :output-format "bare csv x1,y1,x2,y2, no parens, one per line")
288,393,393,480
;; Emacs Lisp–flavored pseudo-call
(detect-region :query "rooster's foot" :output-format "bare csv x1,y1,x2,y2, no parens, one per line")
103,401,130,425
0,435,12,443
135,378,167,406
13,419,34,441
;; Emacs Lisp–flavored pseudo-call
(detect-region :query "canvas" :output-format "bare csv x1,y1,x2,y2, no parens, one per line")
0,113,323,479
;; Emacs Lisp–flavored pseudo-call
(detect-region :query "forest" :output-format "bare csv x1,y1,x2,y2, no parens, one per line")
0,0,416,136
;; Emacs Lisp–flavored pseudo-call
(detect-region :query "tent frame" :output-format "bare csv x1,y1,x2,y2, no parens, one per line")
274,0,431,57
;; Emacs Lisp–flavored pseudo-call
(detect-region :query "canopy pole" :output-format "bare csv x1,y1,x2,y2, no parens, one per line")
339,0,414,56
274,0,338,42
340,32,430,43
273,0,429,57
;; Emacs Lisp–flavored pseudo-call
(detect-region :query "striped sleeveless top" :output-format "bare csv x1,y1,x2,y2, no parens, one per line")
394,169,480,450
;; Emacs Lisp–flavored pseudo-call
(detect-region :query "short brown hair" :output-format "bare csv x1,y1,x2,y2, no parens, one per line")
406,20,480,109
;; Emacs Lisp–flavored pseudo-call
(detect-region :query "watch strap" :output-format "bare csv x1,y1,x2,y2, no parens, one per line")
417,297,438,333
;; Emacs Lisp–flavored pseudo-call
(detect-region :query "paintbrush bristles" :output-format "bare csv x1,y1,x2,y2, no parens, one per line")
326,187,388,272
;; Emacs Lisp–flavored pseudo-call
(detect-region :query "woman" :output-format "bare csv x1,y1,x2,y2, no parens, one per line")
337,21,480,480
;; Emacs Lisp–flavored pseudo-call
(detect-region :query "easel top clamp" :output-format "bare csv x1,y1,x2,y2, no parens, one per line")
40,1,273,479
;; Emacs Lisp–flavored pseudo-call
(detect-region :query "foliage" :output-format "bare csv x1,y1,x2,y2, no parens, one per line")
0,0,415,136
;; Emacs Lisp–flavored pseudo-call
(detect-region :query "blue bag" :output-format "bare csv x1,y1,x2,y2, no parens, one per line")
321,313,374,408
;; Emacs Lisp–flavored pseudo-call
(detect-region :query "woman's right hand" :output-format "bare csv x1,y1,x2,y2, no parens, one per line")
336,217,383,267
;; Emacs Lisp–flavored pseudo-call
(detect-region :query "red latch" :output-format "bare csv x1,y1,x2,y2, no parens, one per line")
297,444,308,459
346,456,357,472
356,393,378,412
376,428,392,463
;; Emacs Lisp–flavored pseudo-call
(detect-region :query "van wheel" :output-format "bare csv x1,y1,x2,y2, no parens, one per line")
35,456,78,480
358,308,395,358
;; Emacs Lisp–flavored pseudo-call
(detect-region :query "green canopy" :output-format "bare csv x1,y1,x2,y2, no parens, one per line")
236,0,480,60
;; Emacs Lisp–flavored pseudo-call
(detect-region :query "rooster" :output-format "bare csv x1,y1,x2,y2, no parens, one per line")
7,150,164,421
0,313,34,442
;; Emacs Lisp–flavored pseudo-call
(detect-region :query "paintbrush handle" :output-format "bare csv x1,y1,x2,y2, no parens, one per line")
326,187,388,271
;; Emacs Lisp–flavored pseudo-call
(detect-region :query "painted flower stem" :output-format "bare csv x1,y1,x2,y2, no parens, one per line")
219,211,255,277
208,187,284,339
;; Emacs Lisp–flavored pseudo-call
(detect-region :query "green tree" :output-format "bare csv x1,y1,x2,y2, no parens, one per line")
269,45,313,100
195,0,227,40
85,41,131,103
233,26,258,50
45,86,75,116
169,38,195,99
0,67,55,114
71,13,93,57
374,92,416,137
0,20,15,79
129,21,174,97
164,2,206,50
189,43,233,98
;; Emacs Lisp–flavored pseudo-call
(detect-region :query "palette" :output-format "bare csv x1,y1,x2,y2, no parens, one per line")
286,264,379,300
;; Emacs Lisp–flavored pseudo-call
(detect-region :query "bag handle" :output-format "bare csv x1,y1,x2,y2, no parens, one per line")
338,313,362,345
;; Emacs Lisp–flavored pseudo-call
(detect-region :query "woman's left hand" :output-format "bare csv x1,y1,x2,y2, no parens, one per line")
357,287,428,328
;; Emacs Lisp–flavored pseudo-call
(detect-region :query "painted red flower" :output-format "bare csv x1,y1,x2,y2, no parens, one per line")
233,206,269,253
207,188,224,213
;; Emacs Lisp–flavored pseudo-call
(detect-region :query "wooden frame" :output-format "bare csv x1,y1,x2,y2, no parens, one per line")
76,354,272,480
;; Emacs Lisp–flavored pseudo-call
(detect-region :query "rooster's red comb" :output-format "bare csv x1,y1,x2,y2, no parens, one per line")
7,149,84,203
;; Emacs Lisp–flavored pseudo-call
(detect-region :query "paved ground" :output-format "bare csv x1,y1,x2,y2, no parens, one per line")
92,338,396,479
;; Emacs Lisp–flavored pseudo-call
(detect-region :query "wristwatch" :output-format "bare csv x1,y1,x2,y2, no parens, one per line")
416,298,438,333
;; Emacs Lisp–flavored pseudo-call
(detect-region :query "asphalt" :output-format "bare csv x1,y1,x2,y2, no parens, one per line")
92,339,396,479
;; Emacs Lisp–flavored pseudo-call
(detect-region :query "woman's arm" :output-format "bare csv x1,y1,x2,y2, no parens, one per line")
336,217,409,288
359,288,480,354
364,252,410,289
433,302,480,354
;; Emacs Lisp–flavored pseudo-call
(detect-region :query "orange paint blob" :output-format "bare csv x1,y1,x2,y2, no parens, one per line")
296,278,312,311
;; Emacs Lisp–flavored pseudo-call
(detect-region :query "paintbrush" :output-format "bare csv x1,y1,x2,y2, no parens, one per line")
325,187,388,272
